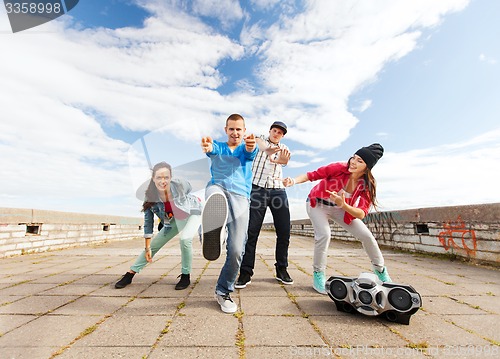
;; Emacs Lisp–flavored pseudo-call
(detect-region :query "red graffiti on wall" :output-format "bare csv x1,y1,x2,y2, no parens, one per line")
438,216,477,257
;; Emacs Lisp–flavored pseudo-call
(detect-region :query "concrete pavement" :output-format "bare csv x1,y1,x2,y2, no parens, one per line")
0,232,499,358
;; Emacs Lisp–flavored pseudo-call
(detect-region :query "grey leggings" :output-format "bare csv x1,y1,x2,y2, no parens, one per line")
306,202,385,273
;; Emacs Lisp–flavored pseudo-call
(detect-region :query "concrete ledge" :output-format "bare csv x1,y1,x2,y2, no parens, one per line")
0,207,142,225
0,208,143,258
264,203,500,266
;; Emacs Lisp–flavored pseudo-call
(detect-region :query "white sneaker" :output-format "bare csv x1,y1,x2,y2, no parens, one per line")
215,293,237,313
202,192,228,261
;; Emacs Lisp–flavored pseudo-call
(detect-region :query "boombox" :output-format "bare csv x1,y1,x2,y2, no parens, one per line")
325,273,422,325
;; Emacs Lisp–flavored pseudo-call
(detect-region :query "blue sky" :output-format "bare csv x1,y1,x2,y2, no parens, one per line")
1,0,499,220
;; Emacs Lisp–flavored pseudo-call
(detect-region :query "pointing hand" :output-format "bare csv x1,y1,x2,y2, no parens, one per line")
201,136,213,153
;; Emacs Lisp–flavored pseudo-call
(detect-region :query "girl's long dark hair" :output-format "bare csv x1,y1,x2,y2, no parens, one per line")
347,158,378,210
364,170,378,210
142,162,172,212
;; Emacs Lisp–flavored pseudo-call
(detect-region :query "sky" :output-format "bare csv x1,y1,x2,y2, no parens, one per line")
0,0,499,221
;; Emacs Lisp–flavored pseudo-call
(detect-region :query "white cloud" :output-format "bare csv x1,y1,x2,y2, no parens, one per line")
249,0,281,11
292,150,318,157
479,53,497,65
353,99,373,113
281,128,500,220
310,157,327,163
0,2,243,216
376,132,390,139
268,196,309,223
191,0,244,29
241,0,469,149
0,0,474,217
375,128,500,211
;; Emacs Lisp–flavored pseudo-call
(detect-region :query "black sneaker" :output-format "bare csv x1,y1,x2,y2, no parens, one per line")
235,272,252,289
175,273,190,290
201,192,228,261
276,267,293,285
115,272,135,289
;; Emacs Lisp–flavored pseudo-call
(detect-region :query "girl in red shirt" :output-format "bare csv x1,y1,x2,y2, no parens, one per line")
284,144,392,294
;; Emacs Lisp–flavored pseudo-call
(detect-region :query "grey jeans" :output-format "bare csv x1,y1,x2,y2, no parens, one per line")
306,202,385,273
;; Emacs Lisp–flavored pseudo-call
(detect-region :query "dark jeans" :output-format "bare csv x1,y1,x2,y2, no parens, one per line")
240,185,291,276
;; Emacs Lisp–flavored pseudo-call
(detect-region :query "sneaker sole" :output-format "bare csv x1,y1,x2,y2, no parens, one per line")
202,193,228,261
276,277,294,285
175,282,190,290
219,305,237,314
235,280,251,289
313,285,327,295
214,294,237,313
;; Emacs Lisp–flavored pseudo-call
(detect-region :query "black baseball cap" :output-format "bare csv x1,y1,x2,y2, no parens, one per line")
270,121,287,135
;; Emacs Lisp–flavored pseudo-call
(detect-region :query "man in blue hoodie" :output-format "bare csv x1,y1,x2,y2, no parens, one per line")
201,113,257,313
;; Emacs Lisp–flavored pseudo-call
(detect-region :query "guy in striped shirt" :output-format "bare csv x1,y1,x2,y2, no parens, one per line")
236,121,293,288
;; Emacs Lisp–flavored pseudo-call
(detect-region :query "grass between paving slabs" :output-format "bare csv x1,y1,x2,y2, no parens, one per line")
441,316,500,346
50,313,113,358
269,257,452,357
258,257,343,358
144,261,211,356
49,262,179,358
386,327,433,354
234,309,246,358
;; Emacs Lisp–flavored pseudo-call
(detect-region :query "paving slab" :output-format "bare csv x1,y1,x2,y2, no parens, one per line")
0,295,24,306
0,232,498,359
441,314,500,343
239,295,302,316
310,314,409,348
1,346,60,359
51,295,131,315
72,314,168,347
149,346,239,359
29,274,88,285
0,295,79,315
451,295,500,313
423,296,489,315
41,284,103,296
115,297,181,316
0,283,57,296
0,314,100,348
386,312,491,347
0,314,37,334
243,316,325,347
58,347,149,359
157,314,239,347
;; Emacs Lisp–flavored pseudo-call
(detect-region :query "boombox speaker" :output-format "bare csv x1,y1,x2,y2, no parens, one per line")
325,273,422,325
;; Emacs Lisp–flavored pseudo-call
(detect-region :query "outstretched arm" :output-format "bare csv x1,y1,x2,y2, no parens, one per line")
283,173,309,187
255,137,290,165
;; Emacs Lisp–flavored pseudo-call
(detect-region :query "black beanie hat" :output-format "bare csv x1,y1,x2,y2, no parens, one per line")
355,143,384,169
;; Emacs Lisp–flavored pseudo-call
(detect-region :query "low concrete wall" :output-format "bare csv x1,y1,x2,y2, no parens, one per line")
0,208,143,257
263,203,500,266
